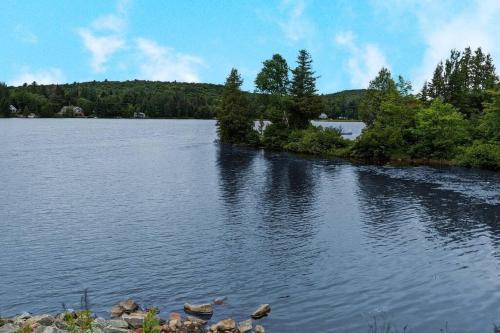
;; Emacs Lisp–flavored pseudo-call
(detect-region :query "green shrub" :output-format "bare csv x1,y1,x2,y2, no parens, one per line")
64,310,93,333
16,323,32,333
454,141,500,170
261,123,291,149
410,100,470,160
284,126,349,155
143,308,161,333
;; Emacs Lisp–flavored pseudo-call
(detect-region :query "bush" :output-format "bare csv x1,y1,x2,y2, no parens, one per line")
454,141,500,170
410,100,470,160
284,126,350,155
143,309,161,333
261,123,291,149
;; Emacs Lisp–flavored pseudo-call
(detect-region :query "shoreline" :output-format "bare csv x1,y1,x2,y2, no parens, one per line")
0,299,269,333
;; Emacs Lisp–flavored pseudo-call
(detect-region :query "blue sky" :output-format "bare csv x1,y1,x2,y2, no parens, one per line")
1,0,499,93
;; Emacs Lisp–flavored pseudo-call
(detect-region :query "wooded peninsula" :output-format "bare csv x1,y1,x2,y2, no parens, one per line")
1,47,498,170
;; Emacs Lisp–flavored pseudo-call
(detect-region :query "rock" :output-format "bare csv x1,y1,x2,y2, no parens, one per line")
255,325,265,333
213,297,226,305
215,319,236,332
17,313,31,320
32,326,65,333
183,303,213,317
52,319,68,330
28,315,55,327
186,316,207,325
111,305,125,318
93,318,108,330
119,300,139,313
122,312,146,329
134,328,143,333
168,313,181,321
0,324,17,333
104,327,131,333
251,304,270,319
237,319,252,333
108,319,129,329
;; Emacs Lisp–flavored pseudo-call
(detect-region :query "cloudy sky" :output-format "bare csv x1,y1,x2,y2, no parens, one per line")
1,0,500,93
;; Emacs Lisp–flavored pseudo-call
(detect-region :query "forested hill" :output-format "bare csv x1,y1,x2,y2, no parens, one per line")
322,89,366,119
0,80,363,119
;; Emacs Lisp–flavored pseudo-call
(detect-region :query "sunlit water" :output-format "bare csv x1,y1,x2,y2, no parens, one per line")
0,119,499,333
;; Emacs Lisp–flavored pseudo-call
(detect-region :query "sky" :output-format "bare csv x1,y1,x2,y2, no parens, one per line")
1,0,500,93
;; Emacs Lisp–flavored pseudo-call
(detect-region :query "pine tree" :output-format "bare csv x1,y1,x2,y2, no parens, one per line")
216,68,256,144
289,49,323,128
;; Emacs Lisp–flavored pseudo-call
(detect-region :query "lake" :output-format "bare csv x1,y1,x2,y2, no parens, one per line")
0,119,499,332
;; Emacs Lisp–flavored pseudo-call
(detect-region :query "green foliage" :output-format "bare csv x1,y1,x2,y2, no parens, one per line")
261,123,291,149
479,88,500,141
216,68,258,144
64,311,93,333
454,141,500,170
284,126,351,156
289,49,324,128
322,89,366,119
143,308,161,333
410,100,470,160
425,47,499,116
16,323,32,333
359,68,399,126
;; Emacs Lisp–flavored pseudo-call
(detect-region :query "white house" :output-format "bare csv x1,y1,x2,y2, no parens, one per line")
58,106,85,117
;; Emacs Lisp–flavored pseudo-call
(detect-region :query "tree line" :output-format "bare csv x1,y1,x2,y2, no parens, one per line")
0,80,361,120
217,47,500,170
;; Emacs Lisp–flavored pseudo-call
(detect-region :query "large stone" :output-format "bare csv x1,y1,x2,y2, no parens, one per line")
111,305,125,318
183,303,213,316
28,315,55,327
255,324,265,333
251,304,270,319
52,319,68,330
0,324,17,333
108,319,129,329
104,327,131,333
238,319,252,333
186,316,206,326
215,319,236,332
122,312,146,329
118,300,139,313
33,326,65,333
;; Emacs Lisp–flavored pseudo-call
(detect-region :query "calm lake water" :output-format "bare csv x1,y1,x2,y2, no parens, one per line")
0,119,499,333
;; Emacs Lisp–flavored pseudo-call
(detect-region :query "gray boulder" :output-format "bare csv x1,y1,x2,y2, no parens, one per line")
104,327,131,333
122,313,145,328
251,304,271,319
238,319,252,333
183,303,213,316
107,319,129,329
118,300,139,313
0,324,18,333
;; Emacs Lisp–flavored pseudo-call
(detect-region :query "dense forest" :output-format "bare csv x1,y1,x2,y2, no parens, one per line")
0,79,362,120
217,48,500,170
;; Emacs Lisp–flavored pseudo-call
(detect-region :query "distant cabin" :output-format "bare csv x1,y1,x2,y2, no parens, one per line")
319,113,328,120
58,106,85,117
9,105,17,115
134,112,146,119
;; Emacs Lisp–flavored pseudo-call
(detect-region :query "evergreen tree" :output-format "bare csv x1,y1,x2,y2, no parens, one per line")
0,83,10,117
289,49,323,128
359,67,398,126
255,54,291,126
216,68,256,144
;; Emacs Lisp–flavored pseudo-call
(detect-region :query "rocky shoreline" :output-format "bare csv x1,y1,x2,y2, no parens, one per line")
0,299,270,333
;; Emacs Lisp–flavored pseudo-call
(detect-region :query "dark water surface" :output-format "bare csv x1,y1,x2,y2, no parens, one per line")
1,119,499,333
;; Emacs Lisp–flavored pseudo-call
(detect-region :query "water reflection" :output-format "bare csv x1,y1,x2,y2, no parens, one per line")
356,168,500,255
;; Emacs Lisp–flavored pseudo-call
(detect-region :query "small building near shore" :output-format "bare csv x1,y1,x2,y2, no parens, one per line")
319,113,328,120
9,105,18,115
58,106,85,117
134,112,146,119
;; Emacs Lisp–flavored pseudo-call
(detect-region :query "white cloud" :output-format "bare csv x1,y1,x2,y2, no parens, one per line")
335,31,389,88
14,25,38,44
411,0,500,89
279,0,314,42
135,38,204,82
78,0,128,72
78,29,125,72
10,68,64,86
